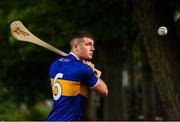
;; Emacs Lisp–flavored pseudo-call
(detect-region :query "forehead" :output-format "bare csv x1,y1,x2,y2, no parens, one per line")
82,37,94,43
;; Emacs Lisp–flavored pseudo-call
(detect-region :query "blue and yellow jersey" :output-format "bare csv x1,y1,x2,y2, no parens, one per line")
48,52,98,121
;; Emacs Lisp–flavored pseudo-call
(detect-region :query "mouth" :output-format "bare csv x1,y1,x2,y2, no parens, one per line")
89,53,93,56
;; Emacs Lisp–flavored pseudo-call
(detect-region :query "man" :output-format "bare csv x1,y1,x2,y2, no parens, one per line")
48,31,108,121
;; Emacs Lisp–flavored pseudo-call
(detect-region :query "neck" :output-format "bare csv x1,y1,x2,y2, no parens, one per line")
69,51,80,60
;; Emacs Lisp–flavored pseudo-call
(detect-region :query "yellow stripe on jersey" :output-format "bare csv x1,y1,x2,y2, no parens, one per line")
51,78,80,96
50,78,89,97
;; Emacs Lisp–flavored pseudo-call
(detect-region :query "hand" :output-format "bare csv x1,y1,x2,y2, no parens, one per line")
84,61,101,77
84,61,95,70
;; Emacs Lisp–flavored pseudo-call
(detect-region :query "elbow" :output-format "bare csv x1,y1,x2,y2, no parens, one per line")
102,89,108,96
105,89,108,96
102,85,108,96
95,88,108,96
93,81,108,96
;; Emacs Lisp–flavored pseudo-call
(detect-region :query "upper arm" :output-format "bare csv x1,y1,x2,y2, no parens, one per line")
91,78,108,96
83,65,108,96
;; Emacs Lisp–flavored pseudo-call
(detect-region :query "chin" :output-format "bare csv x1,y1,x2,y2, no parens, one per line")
84,57,92,61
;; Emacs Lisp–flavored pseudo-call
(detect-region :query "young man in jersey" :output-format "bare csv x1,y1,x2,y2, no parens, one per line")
48,31,108,121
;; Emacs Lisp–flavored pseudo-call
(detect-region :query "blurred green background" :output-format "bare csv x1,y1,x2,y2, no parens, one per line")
1,0,180,120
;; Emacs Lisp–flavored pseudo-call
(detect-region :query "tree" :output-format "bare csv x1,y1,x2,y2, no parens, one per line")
140,40,156,120
133,0,180,119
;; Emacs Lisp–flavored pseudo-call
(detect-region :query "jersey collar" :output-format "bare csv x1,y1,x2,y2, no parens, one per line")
69,52,80,60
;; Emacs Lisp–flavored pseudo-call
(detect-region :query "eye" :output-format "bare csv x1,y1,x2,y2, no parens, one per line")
85,42,92,46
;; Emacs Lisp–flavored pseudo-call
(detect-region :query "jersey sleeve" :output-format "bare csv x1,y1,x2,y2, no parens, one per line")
83,65,99,88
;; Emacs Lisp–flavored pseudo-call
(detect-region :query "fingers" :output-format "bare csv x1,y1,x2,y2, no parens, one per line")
84,61,101,77
85,61,95,69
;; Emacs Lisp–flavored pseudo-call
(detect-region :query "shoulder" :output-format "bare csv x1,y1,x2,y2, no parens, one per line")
50,58,59,66
49,58,60,70
82,64,98,88
81,63,96,80
51,55,71,65
79,62,93,73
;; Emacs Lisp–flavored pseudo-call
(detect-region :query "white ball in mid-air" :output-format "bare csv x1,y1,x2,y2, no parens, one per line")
158,26,168,36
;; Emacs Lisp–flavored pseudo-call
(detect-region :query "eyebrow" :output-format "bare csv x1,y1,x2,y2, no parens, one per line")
85,41,94,44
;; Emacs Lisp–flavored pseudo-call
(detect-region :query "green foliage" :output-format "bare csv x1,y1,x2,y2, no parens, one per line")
0,0,149,99
0,100,30,120
1,0,179,120
28,103,52,120
1,0,138,108
0,99,51,120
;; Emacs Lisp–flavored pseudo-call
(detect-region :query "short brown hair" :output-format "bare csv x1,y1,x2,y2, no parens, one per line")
70,30,93,40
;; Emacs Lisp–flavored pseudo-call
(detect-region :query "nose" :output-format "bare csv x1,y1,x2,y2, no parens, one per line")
91,45,95,51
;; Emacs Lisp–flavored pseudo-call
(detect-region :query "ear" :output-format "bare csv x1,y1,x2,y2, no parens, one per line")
73,42,78,48
72,41,79,52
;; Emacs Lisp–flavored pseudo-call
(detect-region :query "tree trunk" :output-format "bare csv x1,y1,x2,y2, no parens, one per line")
140,41,156,120
133,0,180,120
83,91,97,120
96,43,124,120
103,66,123,120
121,49,138,120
